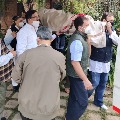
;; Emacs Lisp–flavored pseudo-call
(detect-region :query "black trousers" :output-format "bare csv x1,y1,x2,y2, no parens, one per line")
66,76,88,120
20,113,55,120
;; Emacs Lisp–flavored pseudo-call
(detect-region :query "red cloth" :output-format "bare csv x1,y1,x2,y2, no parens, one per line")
77,13,86,17
62,14,86,31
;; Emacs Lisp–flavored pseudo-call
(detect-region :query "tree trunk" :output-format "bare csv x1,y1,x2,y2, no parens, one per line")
1,0,17,30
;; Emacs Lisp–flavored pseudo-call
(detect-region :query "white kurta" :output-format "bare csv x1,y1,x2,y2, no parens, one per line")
16,23,38,56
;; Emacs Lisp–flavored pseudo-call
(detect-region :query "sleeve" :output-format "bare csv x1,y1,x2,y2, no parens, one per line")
109,31,120,45
59,55,66,81
16,30,28,56
0,52,14,67
70,40,83,61
4,28,14,50
11,52,26,83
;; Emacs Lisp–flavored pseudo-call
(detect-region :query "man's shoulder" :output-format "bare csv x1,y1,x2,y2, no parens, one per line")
20,24,29,31
50,48,65,58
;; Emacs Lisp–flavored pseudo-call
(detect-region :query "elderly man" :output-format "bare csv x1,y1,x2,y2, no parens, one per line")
12,26,66,120
0,38,16,120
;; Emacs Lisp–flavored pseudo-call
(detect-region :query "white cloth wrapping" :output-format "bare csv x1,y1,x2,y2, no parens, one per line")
85,16,106,48
90,32,106,48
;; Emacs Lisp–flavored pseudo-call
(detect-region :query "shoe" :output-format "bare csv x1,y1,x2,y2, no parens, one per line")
13,84,20,92
1,117,6,120
101,104,108,110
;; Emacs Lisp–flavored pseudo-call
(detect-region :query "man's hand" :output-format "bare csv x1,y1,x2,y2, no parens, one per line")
10,49,16,57
87,36,91,45
83,79,93,90
106,22,112,34
11,31,17,38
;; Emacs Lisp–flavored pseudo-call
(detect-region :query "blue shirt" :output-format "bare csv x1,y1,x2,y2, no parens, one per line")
70,40,83,61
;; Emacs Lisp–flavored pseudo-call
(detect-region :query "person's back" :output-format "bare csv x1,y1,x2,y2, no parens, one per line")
12,26,66,120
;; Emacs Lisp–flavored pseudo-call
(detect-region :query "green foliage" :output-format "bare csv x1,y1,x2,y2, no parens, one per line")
108,45,117,87
114,11,120,34
0,30,4,38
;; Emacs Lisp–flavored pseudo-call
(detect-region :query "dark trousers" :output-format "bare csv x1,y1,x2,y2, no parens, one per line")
20,113,55,120
88,72,108,107
66,76,88,120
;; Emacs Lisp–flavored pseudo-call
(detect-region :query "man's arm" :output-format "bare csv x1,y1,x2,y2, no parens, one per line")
59,55,66,81
106,22,120,45
109,31,120,45
16,30,28,56
11,52,26,84
71,61,92,90
0,50,16,67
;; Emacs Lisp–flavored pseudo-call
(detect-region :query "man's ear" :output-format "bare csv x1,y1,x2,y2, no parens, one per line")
78,26,82,32
103,19,106,22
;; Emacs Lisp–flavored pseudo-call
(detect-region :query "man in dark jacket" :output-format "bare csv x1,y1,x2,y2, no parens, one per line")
88,12,120,110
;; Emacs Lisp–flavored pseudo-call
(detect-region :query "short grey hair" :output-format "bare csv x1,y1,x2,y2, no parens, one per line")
37,26,52,40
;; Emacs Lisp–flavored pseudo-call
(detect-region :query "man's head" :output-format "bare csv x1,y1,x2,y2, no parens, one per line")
25,10,40,28
36,26,53,45
74,16,90,33
101,12,114,26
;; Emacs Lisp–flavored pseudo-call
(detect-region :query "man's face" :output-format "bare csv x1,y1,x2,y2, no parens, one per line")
28,12,39,24
31,12,39,22
105,16,114,26
106,16,114,23
78,19,90,33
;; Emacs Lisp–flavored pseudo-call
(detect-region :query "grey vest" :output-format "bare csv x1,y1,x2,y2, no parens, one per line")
66,31,89,78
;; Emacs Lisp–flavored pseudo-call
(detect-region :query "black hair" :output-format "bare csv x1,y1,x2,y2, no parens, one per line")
25,10,37,22
12,16,21,22
101,12,114,21
53,2,63,10
74,16,88,30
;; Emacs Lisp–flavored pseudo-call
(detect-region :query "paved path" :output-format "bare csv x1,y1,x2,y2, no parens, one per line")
3,82,120,120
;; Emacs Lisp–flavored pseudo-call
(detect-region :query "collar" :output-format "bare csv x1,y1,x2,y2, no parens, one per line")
15,25,20,30
26,23,35,29
74,30,88,41
38,44,51,47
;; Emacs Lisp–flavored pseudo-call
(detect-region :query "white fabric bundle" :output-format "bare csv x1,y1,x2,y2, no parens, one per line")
85,15,106,48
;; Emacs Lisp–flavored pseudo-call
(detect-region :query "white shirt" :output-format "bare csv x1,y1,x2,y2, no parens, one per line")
16,23,37,56
4,26,19,50
89,31,120,73
70,40,83,61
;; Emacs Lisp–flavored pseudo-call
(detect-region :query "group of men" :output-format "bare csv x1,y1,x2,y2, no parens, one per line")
0,9,119,120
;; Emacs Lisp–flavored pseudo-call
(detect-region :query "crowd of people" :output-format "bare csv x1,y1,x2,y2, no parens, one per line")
0,8,120,120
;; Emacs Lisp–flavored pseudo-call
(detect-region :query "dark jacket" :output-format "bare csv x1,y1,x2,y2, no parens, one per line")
90,31,113,63
10,24,19,50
